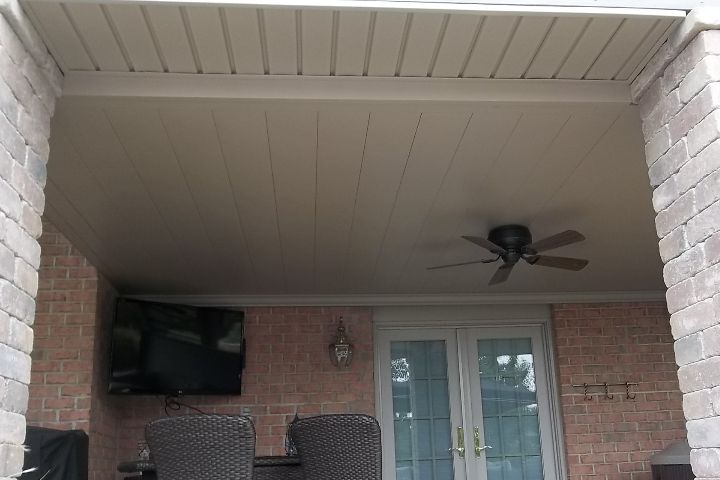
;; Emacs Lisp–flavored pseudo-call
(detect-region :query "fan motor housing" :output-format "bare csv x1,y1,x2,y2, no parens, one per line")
488,225,532,249
488,225,533,264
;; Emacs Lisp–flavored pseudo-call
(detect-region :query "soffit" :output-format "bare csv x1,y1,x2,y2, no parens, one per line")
22,0,683,84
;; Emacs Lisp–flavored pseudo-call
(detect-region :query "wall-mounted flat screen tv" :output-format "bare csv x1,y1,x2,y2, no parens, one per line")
109,298,245,395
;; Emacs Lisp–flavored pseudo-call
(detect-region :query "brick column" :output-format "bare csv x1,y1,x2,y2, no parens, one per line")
633,8,720,479
0,0,61,476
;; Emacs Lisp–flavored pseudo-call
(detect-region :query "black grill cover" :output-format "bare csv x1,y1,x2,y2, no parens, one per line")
21,427,89,480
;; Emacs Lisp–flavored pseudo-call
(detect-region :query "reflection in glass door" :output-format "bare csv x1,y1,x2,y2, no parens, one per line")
475,338,542,480
465,327,559,480
391,341,454,480
378,330,465,480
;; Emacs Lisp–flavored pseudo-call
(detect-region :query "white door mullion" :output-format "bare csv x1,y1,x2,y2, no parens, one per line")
456,329,484,480
463,333,490,480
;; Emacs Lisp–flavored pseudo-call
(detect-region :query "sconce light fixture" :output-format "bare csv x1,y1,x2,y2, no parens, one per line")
329,317,353,368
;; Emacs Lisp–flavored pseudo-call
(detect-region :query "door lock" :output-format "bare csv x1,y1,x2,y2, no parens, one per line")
448,426,465,458
474,427,493,456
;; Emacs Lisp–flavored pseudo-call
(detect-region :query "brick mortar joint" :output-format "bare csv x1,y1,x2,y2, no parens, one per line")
655,172,720,222
645,86,720,166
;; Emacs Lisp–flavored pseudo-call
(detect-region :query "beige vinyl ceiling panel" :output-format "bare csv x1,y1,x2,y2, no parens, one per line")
23,1,680,82
45,98,664,295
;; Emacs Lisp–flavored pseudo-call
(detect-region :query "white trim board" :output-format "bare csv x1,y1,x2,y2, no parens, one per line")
20,0,688,18
374,304,552,326
128,291,668,306
62,72,632,104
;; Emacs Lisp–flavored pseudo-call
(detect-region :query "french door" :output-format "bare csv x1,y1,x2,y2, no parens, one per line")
377,326,560,480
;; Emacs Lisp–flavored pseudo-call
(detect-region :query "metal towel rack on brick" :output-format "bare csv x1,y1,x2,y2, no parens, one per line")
571,382,638,400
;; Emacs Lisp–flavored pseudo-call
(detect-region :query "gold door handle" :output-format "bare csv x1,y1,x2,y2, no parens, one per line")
474,427,493,456
448,426,465,457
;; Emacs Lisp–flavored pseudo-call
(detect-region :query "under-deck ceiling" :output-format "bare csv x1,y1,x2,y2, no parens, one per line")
31,0,676,297
45,98,664,296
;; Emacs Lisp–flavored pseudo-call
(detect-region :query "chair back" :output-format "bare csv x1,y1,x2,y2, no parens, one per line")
290,414,382,480
145,415,255,480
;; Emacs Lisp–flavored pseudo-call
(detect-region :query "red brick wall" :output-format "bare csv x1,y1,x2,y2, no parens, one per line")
114,306,375,462
29,222,99,431
553,303,686,480
29,223,120,480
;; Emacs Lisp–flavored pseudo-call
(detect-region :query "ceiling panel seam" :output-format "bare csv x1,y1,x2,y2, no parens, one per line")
211,110,260,285
609,18,658,80
262,111,289,292
140,5,169,72
329,10,339,75
489,15,520,78
626,17,679,83
179,6,203,72
458,14,484,78
425,13,449,76
394,12,412,76
295,9,302,75
366,113,421,288
341,112,371,290
61,3,100,70
520,16,555,79
219,7,237,73
580,17,625,79
548,17,590,79
391,113,473,292
362,11,377,75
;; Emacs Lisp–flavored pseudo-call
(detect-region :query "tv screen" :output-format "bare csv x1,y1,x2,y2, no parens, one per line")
109,298,245,395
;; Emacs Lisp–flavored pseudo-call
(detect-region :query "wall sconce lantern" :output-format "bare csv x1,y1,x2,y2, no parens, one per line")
329,318,353,368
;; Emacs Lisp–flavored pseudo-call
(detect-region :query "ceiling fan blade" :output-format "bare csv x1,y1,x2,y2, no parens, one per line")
427,259,489,270
462,235,507,255
526,255,588,271
524,230,585,253
489,263,514,285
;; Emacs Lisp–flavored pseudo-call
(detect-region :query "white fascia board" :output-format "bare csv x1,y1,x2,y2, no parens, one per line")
62,71,632,104
22,0,688,18
128,291,668,307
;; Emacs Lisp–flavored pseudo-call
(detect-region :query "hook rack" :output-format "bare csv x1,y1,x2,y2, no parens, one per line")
572,382,638,400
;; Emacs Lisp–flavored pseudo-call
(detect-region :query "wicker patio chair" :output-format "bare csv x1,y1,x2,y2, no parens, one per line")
289,414,382,480
145,415,256,480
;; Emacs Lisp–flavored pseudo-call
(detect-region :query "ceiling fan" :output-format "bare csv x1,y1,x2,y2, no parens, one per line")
428,224,589,285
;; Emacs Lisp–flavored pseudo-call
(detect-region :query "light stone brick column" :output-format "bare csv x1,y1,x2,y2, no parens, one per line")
0,0,61,477
633,8,720,480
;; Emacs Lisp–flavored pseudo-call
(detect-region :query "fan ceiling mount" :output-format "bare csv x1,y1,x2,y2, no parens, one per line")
428,224,589,285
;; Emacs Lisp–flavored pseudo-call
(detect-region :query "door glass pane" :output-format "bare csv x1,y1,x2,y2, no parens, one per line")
391,341,455,480
477,338,543,480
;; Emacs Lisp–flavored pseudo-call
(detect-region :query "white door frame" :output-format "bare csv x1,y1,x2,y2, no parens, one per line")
373,304,567,480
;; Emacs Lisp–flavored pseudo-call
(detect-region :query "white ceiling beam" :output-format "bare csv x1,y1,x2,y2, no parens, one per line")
128,291,667,306
63,71,632,104
21,0,689,18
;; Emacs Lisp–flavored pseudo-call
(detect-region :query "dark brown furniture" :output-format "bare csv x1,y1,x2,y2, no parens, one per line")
254,456,303,480
145,415,256,480
118,456,302,480
118,456,303,480
289,414,382,480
